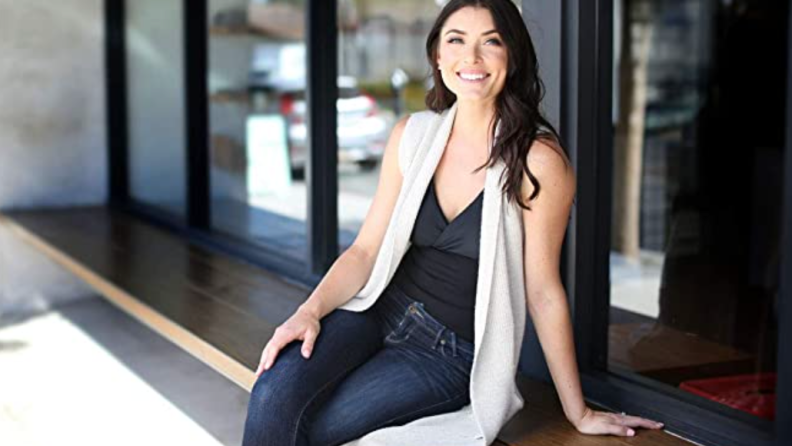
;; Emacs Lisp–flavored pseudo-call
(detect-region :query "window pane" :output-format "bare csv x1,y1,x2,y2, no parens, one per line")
126,0,186,217
607,0,786,427
208,0,307,262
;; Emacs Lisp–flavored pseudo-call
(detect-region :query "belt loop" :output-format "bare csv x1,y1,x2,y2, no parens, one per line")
432,326,446,350
412,300,425,319
451,332,458,357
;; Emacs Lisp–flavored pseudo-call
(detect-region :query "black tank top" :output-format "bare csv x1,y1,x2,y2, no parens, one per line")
391,175,484,342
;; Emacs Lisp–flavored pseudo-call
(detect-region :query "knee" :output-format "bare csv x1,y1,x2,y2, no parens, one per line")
244,375,276,431
243,371,309,446
246,369,305,425
247,374,275,417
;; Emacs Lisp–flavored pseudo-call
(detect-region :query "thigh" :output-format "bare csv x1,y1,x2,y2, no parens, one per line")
306,339,472,446
243,308,382,446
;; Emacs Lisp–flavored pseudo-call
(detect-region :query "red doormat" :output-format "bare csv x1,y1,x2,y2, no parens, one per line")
679,372,776,420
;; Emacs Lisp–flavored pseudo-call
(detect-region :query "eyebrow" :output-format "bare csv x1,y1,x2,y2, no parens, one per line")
444,29,499,36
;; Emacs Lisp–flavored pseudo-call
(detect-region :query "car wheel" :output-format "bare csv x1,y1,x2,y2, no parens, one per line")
357,160,379,172
291,166,305,180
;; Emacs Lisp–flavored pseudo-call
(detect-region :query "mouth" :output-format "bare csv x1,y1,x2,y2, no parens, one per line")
456,71,491,83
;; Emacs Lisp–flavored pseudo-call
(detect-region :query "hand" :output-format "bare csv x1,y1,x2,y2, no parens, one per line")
254,306,322,378
572,406,664,437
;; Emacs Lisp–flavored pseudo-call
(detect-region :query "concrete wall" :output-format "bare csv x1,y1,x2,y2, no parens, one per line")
0,0,106,316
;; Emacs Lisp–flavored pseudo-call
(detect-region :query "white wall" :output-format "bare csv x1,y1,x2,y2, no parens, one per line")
0,0,106,316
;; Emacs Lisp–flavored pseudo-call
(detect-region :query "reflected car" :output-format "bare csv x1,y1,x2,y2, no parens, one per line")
270,77,390,175
279,77,388,174
249,42,390,174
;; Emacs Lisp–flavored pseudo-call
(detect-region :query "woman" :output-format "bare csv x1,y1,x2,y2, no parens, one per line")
242,1,665,445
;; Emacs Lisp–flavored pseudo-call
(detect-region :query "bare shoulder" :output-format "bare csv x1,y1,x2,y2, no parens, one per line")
394,113,410,130
350,113,411,259
521,137,576,203
387,114,410,160
519,138,576,295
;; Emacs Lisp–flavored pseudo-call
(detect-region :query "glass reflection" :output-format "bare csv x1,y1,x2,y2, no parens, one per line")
608,0,786,426
208,0,308,262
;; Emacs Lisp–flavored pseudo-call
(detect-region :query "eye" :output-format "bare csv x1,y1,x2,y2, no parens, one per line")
485,38,503,46
447,37,464,44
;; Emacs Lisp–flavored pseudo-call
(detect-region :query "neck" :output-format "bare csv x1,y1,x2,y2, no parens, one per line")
452,98,498,150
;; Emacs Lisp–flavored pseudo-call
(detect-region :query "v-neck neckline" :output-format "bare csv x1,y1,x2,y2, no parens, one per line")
430,176,484,226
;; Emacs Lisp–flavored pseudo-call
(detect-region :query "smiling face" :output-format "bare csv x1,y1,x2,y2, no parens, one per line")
436,6,508,105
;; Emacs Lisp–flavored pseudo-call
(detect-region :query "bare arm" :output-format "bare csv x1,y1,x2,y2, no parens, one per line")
521,140,663,436
299,116,409,320
520,139,582,421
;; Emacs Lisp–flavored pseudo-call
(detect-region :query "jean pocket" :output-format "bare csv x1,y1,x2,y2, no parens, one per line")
384,313,417,344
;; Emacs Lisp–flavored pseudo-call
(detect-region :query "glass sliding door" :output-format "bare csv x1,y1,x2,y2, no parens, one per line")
335,0,442,250
207,0,308,263
607,0,786,429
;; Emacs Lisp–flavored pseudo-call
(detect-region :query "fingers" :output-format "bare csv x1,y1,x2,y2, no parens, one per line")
602,413,635,437
254,336,284,377
609,424,635,437
615,412,664,431
622,414,664,430
263,337,284,371
577,408,665,437
254,349,265,377
301,327,318,359
609,412,664,436
254,325,320,378
254,342,274,378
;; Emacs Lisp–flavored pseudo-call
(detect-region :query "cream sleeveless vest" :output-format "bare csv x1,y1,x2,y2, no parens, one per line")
338,101,527,446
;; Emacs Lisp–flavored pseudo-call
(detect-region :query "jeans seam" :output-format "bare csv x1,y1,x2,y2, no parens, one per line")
292,360,370,446
385,331,412,344
385,312,415,343
333,391,468,446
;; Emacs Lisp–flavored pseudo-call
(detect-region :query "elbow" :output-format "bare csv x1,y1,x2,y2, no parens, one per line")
526,291,551,313
526,284,567,312
347,243,376,269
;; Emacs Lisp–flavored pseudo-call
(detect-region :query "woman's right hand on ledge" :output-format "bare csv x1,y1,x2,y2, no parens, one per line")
254,305,322,378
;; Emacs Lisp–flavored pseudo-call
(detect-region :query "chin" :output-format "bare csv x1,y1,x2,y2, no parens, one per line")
445,85,504,104
448,89,498,103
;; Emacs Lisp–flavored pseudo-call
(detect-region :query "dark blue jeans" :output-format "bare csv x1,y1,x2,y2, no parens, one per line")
241,281,475,446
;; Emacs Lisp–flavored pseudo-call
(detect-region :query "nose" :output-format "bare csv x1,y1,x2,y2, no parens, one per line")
462,43,482,64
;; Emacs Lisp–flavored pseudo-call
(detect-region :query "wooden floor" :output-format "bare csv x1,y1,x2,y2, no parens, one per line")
1,206,695,446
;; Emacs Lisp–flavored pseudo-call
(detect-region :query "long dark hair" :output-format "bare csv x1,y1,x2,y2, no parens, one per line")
425,0,569,211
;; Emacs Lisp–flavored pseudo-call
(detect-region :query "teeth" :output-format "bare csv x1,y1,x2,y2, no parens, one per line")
459,73,487,81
